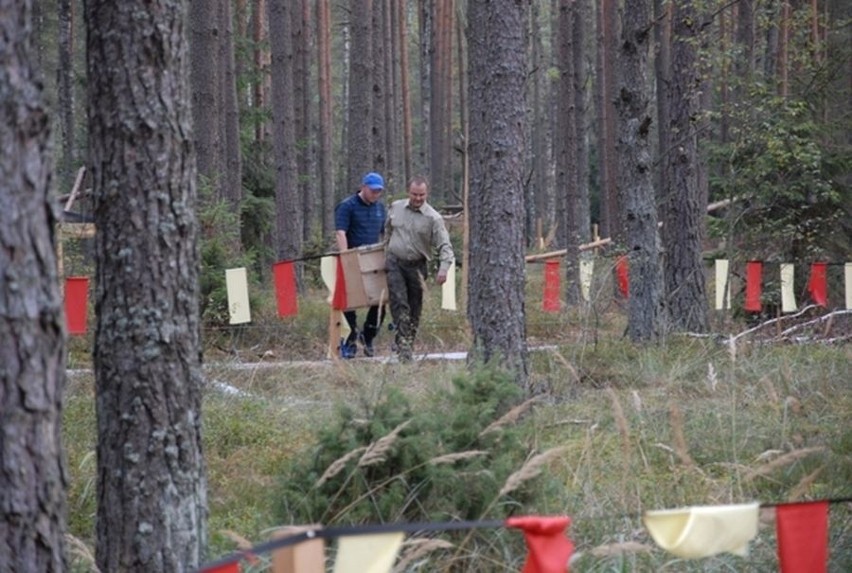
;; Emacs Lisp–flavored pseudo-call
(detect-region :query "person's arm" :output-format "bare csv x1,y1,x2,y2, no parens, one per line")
432,218,454,285
336,230,348,252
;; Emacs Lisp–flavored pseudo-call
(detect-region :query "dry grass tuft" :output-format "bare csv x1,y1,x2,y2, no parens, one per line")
588,541,654,557
393,538,455,572
314,447,367,488
607,388,631,459
479,397,541,437
358,420,412,467
743,447,825,481
788,466,824,501
429,450,489,465
499,446,568,497
66,533,101,573
669,403,695,467
220,529,254,550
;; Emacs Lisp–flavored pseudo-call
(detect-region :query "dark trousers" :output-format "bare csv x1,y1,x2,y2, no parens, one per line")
343,305,384,345
386,253,427,355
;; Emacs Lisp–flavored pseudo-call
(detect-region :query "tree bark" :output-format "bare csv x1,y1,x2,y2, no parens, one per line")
189,0,221,191
86,1,207,570
294,0,315,242
467,0,529,386
372,0,388,174
346,0,373,188
268,0,303,260
555,0,580,302
0,1,68,569
597,0,620,243
661,0,709,333
317,0,335,237
57,0,76,192
220,0,243,247
397,0,413,185
617,0,664,341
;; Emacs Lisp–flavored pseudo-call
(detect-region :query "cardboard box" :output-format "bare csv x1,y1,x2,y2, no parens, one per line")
339,244,388,310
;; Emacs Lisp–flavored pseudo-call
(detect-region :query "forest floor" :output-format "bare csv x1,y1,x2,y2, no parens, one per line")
62,279,852,572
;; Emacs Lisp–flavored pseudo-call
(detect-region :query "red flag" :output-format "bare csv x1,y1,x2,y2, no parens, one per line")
542,260,561,312
807,262,828,307
616,256,629,297
64,277,89,335
776,501,828,573
745,261,763,312
273,261,298,317
199,560,241,573
332,256,348,310
507,516,574,573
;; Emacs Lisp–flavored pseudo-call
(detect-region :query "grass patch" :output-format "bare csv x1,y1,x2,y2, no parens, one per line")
62,283,852,571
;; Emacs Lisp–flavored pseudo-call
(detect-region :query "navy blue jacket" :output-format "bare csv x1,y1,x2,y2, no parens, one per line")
335,193,386,248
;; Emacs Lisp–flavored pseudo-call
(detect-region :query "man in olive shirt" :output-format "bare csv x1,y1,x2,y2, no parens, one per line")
385,175,455,362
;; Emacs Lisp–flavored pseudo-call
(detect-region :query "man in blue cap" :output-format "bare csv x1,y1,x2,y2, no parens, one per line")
334,172,387,358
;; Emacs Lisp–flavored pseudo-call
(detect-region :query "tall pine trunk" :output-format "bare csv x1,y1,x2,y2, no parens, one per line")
1,1,68,569
467,0,529,386
86,1,207,570
661,0,709,333
617,0,664,341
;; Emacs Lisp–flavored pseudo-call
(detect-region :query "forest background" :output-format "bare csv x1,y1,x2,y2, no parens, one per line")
3,0,851,571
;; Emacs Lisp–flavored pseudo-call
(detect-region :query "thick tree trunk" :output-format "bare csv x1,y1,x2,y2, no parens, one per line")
0,2,68,569
467,0,529,386
662,0,709,333
617,0,664,341
86,2,207,571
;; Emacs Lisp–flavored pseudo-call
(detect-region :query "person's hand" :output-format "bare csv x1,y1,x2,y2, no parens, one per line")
436,270,448,285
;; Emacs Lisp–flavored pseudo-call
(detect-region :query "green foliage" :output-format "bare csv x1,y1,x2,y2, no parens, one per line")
708,89,850,261
274,365,538,527
198,178,257,325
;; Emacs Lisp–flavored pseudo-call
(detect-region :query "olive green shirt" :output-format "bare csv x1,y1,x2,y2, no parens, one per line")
385,199,455,273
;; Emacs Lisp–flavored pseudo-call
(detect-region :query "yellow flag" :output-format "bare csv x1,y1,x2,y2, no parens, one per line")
332,532,404,573
644,502,759,559
225,267,251,324
442,264,457,310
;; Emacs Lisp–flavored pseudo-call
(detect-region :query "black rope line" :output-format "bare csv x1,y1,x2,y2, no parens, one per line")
197,497,852,571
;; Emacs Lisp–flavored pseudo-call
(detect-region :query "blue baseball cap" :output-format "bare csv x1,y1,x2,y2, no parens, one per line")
362,172,384,190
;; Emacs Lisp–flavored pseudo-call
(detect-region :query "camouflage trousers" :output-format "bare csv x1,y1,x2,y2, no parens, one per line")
386,253,427,360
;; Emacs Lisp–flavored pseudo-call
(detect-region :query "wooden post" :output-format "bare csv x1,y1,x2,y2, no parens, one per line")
270,526,325,573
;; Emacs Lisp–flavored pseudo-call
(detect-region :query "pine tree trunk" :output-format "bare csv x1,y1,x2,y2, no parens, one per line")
397,0,413,185
467,0,529,387
57,0,76,192
86,1,207,570
317,0,335,237
220,0,243,249
268,0,303,260
347,0,373,187
617,0,664,341
295,0,314,242
372,0,388,173
189,0,221,190
662,0,709,333
1,2,68,569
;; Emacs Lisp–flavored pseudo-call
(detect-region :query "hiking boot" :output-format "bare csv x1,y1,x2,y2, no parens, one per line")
358,332,375,357
338,339,357,359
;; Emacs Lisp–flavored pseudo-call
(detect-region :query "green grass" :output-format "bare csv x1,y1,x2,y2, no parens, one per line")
62,281,852,571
